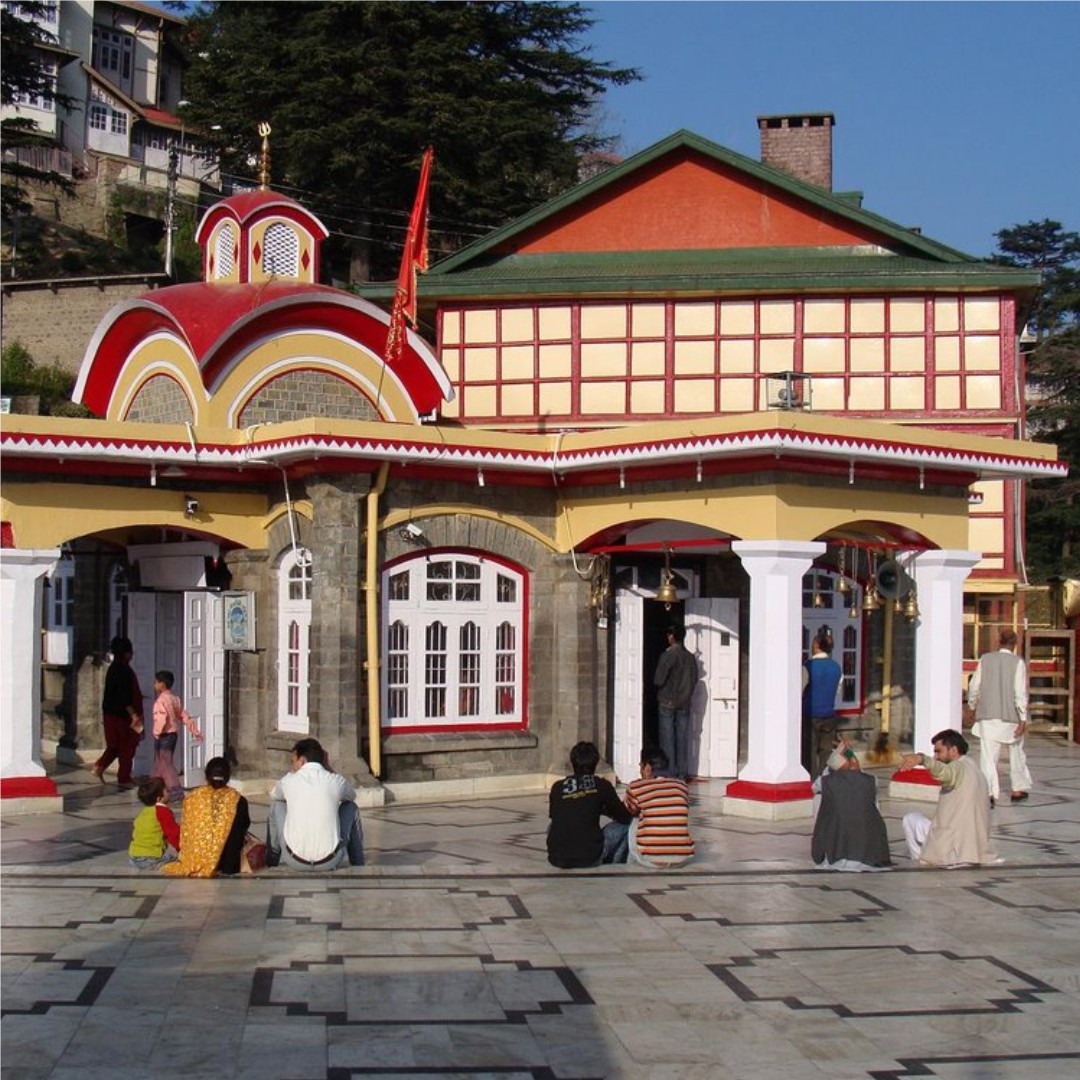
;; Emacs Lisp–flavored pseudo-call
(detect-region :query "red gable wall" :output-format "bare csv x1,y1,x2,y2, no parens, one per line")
498,150,886,255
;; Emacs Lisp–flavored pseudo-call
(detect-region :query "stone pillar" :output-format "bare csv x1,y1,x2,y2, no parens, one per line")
726,540,825,819
891,549,980,801
307,475,369,780
1,549,63,812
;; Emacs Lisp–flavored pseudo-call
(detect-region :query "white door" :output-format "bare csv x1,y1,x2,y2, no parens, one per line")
612,592,644,785
685,598,740,778
127,591,158,779
183,590,225,788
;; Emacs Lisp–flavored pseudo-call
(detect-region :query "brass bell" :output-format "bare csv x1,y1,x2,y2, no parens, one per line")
655,580,679,607
904,593,920,621
862,587,878,612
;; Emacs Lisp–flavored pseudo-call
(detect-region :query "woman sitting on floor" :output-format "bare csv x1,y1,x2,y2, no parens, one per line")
162,756,250,877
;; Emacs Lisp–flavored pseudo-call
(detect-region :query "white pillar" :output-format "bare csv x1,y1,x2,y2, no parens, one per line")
910,549,980,752
727,540,824,817
1,549,61,808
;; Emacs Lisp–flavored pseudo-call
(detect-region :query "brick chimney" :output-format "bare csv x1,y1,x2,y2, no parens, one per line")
757,113,834,190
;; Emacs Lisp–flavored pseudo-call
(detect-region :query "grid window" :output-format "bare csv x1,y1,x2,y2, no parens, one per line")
277,548,312,733
262,222,299,277
215,224,235,279
383,553,526,731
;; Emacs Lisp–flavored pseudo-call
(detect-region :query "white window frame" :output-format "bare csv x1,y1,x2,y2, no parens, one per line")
802,569,863,709
46,557,74,632
381,551,526,732
108,563,128,640
277,547,312,734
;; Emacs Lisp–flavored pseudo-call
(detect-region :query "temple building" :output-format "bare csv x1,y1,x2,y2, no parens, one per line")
1,116,1066,815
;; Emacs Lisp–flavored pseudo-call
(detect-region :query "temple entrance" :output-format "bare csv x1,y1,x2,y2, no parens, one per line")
612,576,739,785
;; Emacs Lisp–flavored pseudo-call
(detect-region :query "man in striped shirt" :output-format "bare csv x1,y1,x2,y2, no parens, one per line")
624,747,695,868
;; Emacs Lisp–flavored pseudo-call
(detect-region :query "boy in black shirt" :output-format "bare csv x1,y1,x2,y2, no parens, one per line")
547,741,632,868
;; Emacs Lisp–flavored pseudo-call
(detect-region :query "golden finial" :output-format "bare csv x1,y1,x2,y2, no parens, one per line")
257,122,272,189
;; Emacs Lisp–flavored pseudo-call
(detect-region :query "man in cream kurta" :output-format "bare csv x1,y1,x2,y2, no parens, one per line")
967,628,1032,804
900,729,997,867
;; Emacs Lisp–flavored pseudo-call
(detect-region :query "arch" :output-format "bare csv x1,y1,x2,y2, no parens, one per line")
381,505,559,554
236,368,382,428
105,336,205,424
557,482,970,552
211,331,419,426
1,481,270,550
125,372,196,425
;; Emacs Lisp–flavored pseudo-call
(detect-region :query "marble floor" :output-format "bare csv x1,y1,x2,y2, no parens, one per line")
3,735,1080,1079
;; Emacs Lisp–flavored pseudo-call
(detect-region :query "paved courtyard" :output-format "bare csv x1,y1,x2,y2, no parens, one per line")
3,735,1080,1079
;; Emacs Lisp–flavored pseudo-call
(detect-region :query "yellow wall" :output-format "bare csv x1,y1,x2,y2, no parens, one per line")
1,483,270,549
555,482,971,551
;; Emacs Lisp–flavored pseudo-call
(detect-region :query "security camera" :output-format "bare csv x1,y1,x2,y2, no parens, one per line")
402,522,424,539
184,496,200,517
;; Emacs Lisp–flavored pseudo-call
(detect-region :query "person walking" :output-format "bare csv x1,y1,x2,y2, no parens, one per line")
150,670,202,803
968,628,1032,805
90,636,144,789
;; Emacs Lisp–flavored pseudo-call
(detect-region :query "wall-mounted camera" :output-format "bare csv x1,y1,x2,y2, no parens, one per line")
400,522,424,542
184,496,200,517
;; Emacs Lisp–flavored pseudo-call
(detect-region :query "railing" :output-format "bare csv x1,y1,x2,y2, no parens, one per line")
1,145,74,178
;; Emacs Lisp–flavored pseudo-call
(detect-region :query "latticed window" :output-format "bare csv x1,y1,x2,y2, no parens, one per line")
215,224,235,279
382,553,526,731
459,622,481,716
46,559,74,631
425,621,448,718
386,620,409,719
109,564,128,639
495,621,516,715
262,222,299,277
277,548,312,733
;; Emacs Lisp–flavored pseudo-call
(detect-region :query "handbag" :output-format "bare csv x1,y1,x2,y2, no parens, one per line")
240,832,267,873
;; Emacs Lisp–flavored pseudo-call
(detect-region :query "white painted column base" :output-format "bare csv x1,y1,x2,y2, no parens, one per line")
1,549,62,812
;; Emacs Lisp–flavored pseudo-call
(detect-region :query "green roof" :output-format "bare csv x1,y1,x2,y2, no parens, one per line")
358,129,1039,304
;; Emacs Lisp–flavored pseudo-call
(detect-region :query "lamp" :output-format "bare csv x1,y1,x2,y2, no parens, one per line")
655,547,679,609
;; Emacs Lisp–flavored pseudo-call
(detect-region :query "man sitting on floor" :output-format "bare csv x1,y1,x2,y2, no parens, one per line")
899,729,996,867
547,741,632,868
267,738,365,870
811,740,891,872
624,747,694,868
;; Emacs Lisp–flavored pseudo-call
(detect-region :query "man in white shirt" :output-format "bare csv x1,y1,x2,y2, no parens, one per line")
267,738,365,869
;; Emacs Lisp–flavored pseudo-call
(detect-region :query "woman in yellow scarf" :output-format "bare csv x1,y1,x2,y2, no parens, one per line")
163,757,250,877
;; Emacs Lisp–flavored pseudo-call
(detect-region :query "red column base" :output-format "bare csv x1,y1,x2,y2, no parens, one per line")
1,776,60,798
725,779,814,803
890,768,941,787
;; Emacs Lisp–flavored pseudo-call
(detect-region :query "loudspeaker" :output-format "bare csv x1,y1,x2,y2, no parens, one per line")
874,559,911,601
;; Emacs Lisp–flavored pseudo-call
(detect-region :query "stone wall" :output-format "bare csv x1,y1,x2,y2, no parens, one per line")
2,275,167,376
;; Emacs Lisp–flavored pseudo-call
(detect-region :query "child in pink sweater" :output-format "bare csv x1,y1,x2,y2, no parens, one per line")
151,670,202,802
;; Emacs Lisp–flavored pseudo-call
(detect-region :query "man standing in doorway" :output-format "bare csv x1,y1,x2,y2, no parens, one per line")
968,628,1032,805
654,625,699,782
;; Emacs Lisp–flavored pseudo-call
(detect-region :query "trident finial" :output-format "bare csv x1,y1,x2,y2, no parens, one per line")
257,122,272,189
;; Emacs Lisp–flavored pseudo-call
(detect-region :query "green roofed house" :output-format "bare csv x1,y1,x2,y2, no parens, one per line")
1,116,1066,815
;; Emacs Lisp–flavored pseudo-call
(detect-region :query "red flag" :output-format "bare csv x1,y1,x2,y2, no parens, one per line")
385,147,433,366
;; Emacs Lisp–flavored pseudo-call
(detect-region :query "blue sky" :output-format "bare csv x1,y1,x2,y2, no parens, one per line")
581,1,1079,257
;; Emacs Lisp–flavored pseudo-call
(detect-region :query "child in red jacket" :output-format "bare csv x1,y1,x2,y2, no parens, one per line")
129,778,180,869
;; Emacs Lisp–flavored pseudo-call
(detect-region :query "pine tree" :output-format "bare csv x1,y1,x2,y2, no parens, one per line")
177,1,638,282
994,220,1080,580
